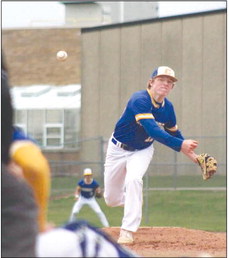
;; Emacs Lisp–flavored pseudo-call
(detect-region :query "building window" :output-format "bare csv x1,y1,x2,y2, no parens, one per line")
12,85,81,151
15,110,27,134
27,109,44,146
44,124,64,149
14,109,80,151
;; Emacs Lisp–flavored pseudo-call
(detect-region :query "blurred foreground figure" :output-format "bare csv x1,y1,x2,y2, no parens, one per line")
37,220,138,257
9,125,51,232
1,61,39,257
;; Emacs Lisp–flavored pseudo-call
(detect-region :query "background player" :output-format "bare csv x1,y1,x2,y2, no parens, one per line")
69,168,109,227
104,66,199,244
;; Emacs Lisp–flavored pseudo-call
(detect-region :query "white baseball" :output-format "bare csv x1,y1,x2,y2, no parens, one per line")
56,50,68,61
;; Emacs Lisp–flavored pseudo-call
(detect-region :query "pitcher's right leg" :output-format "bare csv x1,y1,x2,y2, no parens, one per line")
104,140,127,207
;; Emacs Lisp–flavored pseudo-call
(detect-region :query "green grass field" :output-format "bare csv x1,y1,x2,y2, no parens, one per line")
48,177,226,232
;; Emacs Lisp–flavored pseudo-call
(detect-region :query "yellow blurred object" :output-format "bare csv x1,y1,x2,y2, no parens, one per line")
10,141,51,232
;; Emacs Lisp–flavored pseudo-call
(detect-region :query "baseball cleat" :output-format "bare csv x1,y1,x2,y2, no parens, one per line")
117,229,134,244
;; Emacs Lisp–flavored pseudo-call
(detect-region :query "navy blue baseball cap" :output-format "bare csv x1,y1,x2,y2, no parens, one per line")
151,66,177,82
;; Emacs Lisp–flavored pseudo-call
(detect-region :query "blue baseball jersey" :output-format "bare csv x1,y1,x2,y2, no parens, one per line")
113,89,184,152
12,126,37,144
78,179,99,199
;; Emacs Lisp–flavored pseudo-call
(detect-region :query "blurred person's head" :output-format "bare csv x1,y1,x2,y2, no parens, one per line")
1,54,13,164
1,51,8,73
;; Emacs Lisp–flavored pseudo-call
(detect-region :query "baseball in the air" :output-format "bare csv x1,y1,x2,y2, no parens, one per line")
56,50,68,61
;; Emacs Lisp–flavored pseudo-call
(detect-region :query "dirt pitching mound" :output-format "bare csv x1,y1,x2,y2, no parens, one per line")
103,227,226,257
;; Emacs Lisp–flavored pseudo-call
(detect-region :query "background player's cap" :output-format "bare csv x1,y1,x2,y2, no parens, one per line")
151,66,178,82
83,168,93,176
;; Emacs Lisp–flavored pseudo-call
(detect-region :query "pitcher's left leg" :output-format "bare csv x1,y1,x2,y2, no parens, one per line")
122,144,154,232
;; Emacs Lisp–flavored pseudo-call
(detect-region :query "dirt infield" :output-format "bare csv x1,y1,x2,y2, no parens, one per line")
103,227,226,257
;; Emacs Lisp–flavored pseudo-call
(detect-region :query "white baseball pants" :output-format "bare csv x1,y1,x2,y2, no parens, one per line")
104,137,154,232
69,196,109,227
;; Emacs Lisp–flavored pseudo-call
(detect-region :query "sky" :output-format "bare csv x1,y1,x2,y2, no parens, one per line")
2,1,226,29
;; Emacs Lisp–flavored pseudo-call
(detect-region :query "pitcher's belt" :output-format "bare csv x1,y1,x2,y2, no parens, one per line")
111,137,136,152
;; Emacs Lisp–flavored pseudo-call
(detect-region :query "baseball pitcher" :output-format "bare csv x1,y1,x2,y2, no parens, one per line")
104,66,217,244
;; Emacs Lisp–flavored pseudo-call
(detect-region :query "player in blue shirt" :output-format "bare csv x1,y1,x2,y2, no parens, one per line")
69,168,109,227
104,66,199,244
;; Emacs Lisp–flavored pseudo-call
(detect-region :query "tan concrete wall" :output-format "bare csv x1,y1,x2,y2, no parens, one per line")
81,11,226,171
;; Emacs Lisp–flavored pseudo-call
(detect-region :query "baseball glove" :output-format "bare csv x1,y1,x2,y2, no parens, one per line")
95,191,103,199
196,153,217,180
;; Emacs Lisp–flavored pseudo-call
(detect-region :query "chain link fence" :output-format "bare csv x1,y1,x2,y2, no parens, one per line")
48,135,226,197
